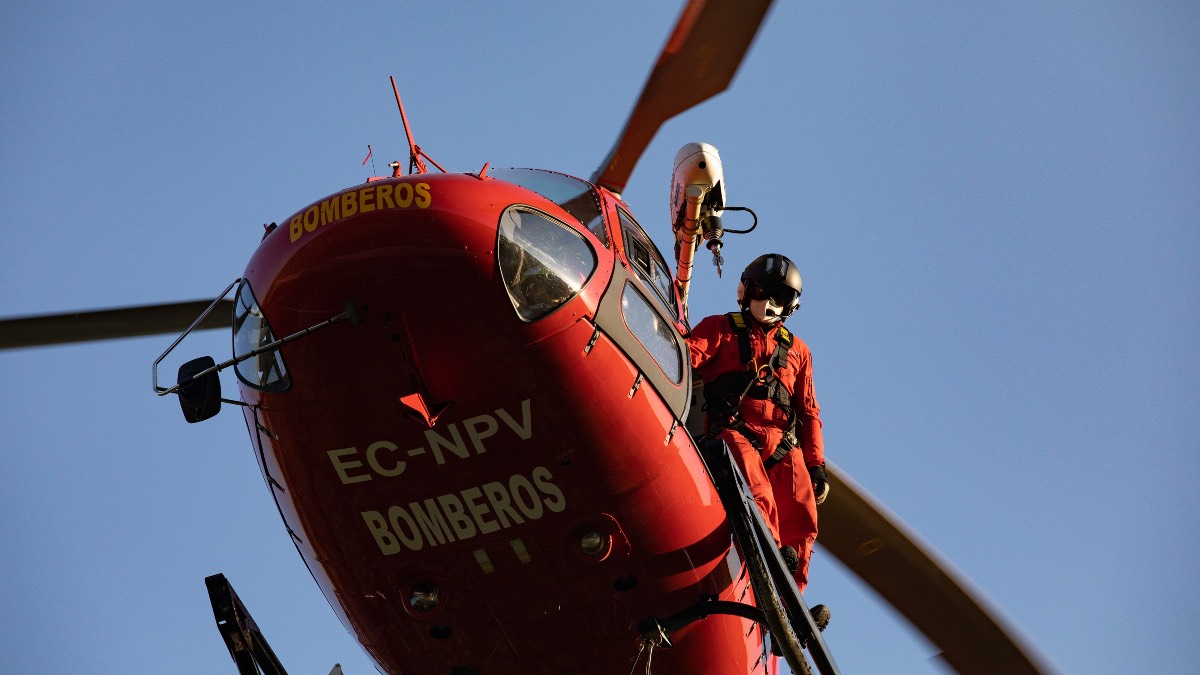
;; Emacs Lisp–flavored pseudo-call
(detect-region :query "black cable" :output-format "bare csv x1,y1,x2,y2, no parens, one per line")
721,206,758,234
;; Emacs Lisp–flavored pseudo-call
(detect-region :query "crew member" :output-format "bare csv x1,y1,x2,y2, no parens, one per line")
687,253,829,595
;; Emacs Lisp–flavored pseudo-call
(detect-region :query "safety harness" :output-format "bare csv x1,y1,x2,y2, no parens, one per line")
702,312,799,469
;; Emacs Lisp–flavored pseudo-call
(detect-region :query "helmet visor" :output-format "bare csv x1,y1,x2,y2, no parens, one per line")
745,281,799,308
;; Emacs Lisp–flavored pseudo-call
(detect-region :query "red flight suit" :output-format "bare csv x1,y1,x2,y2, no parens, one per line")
687,312,825,591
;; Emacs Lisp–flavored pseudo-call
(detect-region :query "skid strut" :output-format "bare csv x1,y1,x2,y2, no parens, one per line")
639,597,770,647
205,574,288,675
695,435,842,675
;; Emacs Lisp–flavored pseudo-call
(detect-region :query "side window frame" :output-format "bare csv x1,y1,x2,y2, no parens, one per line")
617,209,679,320
232,280,291,392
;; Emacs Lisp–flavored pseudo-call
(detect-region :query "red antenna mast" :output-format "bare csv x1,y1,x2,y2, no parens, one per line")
390,76,445,175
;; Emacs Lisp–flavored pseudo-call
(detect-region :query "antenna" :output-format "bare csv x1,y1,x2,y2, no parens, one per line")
390,76,446,175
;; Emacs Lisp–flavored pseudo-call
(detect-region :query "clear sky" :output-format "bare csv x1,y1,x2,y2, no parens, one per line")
1,1,1197,673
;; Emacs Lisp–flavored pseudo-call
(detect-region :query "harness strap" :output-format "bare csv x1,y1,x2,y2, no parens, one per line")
727,312,752,365
726,312,797,422
728,424,791,470
764,435,793,470
727,312,792,377
716,312,801,465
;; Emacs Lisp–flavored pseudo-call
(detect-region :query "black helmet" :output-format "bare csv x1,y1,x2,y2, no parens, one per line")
739,253,802,318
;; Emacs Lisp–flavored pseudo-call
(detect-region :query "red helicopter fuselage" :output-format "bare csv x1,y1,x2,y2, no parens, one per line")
233,168,774,673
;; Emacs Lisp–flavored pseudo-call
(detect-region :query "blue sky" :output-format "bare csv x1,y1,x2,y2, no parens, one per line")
1,1,1197,673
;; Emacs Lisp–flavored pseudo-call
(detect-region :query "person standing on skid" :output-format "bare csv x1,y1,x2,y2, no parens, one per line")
687,253,829,593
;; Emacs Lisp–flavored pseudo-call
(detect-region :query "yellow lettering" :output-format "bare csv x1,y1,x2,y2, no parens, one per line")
366,441,404,478
395,182,413,208
341,191,359,218
328,448,371,484
290,181,437,244
437,494,477,540
411,499,453,546
463,414,498,454
362,511,400,555
320,197,340,225
359,467,566,557
387,505,423,550
509,474,544,519
376,183,395,209
533,466,566,513
483,481,524,528
425,424,470,464
462,487,500,534
496,399,533,439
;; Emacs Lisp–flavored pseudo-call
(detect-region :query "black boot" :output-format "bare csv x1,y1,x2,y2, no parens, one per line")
780,545,800,574
801,604,831,648
809,604,830,632
769,604,831,655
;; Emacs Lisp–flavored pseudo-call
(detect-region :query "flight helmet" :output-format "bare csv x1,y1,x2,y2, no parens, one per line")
737,253,802,324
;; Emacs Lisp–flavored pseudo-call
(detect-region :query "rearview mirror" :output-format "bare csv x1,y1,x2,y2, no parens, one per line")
177,356,221,423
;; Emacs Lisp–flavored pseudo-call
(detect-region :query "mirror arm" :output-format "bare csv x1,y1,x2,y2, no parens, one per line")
156,298,360,398
153,279,241,395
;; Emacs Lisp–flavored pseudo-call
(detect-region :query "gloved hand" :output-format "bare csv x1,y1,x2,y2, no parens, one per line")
809,464,829,505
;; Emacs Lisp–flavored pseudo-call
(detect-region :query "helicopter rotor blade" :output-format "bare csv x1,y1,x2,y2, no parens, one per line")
820,463,1053,674
590,0,774,194
686,382,1048,671
0,300,235,351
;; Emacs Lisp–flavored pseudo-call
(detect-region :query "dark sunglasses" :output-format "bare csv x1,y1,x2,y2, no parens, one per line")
746,282,798,307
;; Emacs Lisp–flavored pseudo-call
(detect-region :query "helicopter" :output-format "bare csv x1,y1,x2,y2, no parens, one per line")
0,1,1066,673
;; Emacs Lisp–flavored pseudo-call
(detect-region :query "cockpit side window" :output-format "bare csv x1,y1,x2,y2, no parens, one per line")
620,281,684,384
233,280,290,391
617,209,678,320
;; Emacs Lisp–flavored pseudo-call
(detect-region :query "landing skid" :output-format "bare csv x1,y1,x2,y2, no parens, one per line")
205,573,289,675
640,436,841,675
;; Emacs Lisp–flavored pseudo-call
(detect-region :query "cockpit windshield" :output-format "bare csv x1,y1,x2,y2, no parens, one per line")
497,207,598,322
489,168,607,245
